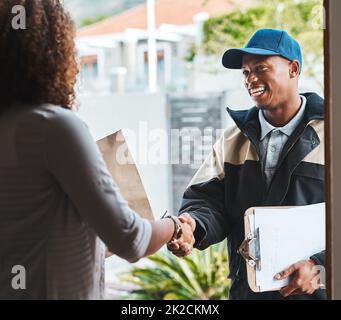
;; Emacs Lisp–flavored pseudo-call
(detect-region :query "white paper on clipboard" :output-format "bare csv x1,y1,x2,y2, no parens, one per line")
250,203,325,292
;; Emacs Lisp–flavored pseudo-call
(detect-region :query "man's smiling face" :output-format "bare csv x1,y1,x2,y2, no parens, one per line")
241,54,299,110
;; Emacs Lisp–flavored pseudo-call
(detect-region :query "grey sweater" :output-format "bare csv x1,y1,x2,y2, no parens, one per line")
0,104,152,299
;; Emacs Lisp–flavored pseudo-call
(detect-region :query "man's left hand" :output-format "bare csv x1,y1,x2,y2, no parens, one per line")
275,260,321,297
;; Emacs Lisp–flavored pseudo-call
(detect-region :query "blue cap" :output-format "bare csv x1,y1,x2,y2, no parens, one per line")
222,29,302,73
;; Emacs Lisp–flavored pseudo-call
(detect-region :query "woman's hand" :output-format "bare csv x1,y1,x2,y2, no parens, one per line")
167,213,196,257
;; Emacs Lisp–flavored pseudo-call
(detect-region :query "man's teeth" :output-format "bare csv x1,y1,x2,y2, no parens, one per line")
250,87,266,96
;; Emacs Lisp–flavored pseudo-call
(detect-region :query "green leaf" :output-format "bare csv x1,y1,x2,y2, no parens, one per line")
118,241,229,300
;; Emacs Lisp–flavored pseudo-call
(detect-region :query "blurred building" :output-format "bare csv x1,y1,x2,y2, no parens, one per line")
76,0,239,94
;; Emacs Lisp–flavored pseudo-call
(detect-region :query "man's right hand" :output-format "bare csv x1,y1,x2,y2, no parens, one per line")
167,213,196,257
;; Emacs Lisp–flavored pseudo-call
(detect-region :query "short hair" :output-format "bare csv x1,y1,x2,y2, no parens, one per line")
0,0,78,109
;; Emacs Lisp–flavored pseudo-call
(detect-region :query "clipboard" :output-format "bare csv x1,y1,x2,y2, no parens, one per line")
238,204,325,292
240,206,299,292
239,207,262,292
96,130,155,257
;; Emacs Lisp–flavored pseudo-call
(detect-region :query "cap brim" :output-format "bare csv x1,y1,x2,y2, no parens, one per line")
222,48,281,69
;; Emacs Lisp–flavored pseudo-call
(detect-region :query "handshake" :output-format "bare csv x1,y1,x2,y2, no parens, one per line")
167,213,196,257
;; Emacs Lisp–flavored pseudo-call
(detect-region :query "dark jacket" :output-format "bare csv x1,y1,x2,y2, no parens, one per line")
179,92,326,300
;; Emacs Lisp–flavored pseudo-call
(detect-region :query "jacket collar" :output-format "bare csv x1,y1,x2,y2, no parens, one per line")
226,92,324,137
258,95,307,140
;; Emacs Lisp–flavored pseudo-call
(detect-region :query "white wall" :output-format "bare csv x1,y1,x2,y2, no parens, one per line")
77,93,171,219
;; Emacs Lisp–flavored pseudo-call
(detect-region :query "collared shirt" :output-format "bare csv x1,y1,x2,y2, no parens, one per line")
258,95,307,187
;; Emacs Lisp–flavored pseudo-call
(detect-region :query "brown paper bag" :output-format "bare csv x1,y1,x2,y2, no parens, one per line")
97,130,154,257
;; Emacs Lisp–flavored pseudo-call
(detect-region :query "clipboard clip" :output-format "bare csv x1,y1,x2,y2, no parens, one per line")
238,227,261,270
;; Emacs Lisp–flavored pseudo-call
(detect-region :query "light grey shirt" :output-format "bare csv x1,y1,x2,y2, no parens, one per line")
258,95,307,187
0,104,152,300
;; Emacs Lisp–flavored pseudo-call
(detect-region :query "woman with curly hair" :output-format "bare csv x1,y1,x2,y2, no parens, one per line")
0,0,194,299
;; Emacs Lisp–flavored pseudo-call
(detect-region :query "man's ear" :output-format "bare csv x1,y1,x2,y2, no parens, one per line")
289,60,300,78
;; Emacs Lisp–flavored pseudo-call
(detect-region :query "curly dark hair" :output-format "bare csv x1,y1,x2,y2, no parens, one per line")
0,0,78,109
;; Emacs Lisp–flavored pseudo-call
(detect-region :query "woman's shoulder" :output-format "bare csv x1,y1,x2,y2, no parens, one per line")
14,103,89,142
32,104,79,121
26,104,85,130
